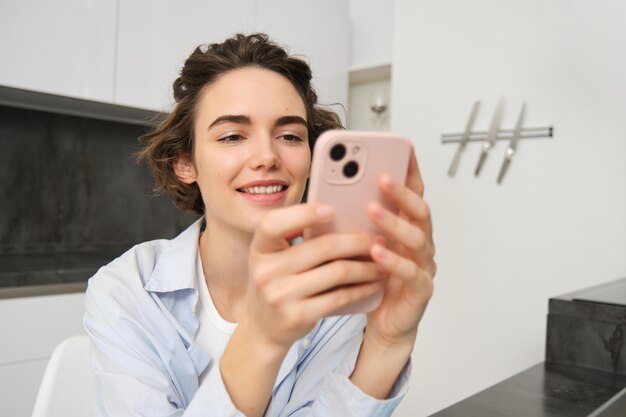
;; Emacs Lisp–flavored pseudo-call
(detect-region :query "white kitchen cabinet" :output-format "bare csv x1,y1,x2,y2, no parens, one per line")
0,0,117,103
115,0,256,112
348,0,394,69
255,0,350,118
0,1,350,116
115,0,349,113
0,293,86,417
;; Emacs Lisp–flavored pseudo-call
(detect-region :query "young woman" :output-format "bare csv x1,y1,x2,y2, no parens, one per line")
84,33,436,417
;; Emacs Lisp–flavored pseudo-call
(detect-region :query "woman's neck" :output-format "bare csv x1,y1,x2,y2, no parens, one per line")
198,216,253,322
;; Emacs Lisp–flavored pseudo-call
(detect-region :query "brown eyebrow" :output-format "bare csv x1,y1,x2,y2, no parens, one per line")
274,115,308,128
208,114,307,130
208,115,251,129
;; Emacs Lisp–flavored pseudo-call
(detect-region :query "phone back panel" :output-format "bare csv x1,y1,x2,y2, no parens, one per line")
306,130,413,239
305,130,412,315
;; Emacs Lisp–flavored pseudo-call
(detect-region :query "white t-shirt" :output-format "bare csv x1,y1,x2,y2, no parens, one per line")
195,249,238,382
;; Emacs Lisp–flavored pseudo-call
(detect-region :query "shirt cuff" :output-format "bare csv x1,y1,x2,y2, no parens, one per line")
312,357,412,417
184,360,246,417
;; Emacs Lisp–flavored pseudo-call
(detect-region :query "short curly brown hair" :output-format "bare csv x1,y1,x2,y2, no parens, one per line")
136,33,343,215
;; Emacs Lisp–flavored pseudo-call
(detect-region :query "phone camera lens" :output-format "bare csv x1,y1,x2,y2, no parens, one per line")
330,143,346,161
343,161,359,178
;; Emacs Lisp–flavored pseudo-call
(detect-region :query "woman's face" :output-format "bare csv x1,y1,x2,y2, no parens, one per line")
178,67,311,235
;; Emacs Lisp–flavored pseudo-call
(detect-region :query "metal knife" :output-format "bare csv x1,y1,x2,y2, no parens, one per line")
448,101,480,177
497,102,526,184
474,98,504,176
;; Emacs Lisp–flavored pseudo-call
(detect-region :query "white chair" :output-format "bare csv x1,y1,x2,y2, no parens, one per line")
31,335,93,417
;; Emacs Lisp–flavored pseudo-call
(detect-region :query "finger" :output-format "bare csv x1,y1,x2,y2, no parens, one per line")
379,174,433,237
253,204,334,253
285,259,383,300
299,280,386,319
405,149,425,197
368,201,435,268
371,242,436,284
277,233,380,273
250,233,382,292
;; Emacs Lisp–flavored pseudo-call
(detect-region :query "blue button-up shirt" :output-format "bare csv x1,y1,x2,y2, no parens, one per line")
84,218,410,416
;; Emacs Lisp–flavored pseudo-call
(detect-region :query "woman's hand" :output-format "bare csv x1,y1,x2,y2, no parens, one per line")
223,204,385,417
347,150,435,400
365,150,436,348
241,203,386,352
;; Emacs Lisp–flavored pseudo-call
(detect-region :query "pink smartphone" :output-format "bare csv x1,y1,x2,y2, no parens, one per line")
304,130,413,315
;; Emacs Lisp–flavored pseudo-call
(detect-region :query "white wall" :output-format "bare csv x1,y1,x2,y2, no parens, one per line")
390,1,626,415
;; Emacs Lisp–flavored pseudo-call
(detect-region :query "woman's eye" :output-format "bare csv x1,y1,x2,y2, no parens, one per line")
218,134,243,143
280,134,303,142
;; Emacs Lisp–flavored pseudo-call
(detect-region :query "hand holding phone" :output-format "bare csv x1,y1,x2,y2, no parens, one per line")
304,130,413,314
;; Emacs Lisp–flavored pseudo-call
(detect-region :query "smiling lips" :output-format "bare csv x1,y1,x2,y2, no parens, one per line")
240,185,285,194
237,182,288,204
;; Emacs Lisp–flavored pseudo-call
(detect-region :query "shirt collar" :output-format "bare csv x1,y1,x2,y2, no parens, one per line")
141,216,323,387
144,217,205,293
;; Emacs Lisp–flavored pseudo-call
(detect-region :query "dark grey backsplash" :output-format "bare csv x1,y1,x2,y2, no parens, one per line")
0,104,198,287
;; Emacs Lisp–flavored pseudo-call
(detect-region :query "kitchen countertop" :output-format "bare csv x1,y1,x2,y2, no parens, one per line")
0,249,125,298
431,362,626,417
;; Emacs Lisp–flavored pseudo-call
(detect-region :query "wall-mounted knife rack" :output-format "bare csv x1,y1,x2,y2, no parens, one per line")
441,126,553,143
442,100,553,184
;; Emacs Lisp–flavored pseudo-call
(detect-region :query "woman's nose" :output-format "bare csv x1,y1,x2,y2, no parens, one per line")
249,136,280,170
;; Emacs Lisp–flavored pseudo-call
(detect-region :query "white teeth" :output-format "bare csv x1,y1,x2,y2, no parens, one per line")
241,185,285,194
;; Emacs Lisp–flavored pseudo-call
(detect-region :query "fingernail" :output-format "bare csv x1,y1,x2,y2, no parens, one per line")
372,243,386,259
370,202,384,219
374,235,387,247
383,174,395,190
316,205,334,219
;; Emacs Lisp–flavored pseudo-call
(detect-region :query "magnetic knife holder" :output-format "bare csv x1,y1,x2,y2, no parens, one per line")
441,126,553,144
442,100,554,183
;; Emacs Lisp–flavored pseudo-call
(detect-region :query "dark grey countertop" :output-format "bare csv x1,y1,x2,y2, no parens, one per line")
431,361,626,416
562,278,626,308
0,250,124,298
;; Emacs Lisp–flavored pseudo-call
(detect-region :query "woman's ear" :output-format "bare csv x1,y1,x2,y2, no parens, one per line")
173,157,197,184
